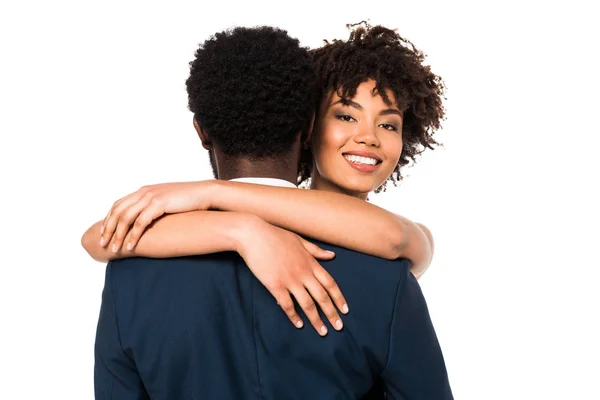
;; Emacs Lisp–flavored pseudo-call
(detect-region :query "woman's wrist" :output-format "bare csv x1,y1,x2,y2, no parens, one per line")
228,212,266,256
206,179,230,211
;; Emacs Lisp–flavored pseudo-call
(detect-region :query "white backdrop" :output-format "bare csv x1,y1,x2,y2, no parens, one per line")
1,1,598,399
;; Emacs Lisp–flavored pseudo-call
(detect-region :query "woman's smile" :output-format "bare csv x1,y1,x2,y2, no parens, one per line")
342,151,383,173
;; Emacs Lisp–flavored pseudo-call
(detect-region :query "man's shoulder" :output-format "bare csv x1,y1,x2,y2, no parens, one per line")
310,240,412,269
109,252,242,268
106,253,248,300
108,256,185,271
309,240,412,304
107,253,245,282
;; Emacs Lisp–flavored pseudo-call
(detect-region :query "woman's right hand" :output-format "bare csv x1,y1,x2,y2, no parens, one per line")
236,218,348,336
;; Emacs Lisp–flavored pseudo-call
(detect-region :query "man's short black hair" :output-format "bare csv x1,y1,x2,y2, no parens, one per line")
186,26,318,158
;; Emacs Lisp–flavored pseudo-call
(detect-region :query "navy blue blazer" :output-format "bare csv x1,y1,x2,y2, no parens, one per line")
95,242,453,399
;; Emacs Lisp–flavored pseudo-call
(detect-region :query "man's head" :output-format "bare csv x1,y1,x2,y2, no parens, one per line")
186,26,318,181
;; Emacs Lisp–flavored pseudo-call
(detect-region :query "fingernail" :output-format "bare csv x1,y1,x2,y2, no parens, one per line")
112,243,117,252
320,326,328,336
100,237,105,246
326,250,335,255
342,304,349,314
296,320,303,328
100,226,104,234
335,319,343,330
126,242,132,250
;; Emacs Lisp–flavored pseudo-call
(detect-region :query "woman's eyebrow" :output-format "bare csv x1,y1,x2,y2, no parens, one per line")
331,99,402,117
331,99,362,110
379,109,403,117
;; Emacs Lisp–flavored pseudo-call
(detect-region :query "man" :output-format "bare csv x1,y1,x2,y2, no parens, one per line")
92,26,452,399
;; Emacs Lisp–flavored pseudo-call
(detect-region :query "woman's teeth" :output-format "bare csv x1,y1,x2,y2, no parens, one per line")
344,154,378,165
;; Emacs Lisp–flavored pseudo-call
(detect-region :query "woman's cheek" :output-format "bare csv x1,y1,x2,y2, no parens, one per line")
317,127,342,160
311,137,332,178
321,124,345,147
388,134,403,161
383,136,403,175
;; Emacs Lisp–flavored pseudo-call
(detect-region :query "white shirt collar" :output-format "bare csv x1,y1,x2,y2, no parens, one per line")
229,177,297,189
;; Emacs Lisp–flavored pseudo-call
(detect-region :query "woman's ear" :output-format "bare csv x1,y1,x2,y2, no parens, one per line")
193,117,212,150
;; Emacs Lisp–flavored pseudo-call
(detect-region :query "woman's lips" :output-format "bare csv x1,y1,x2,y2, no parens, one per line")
343,154,382,173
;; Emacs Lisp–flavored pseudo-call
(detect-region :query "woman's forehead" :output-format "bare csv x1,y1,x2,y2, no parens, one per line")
325,82,400,108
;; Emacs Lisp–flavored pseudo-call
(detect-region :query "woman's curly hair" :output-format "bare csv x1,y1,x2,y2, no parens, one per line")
186,26,318,159
298,22,446,192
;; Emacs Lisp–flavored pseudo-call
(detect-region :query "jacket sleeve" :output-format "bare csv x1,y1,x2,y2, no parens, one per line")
381,271,454,399
94,262,149,400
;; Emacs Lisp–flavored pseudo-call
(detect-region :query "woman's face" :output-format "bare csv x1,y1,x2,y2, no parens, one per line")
310,79,403,199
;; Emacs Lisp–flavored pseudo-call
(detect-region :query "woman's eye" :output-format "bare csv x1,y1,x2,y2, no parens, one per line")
380,123,398,131
335,114,355,122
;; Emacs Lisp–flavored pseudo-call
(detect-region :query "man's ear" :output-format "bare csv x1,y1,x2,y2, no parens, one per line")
302,112,316,149
193,117,213,150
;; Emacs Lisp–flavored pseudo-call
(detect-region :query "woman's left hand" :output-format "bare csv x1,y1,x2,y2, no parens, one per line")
99,181,215,252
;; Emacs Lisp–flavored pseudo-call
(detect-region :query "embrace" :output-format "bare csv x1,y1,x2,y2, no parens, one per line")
82,23,453,399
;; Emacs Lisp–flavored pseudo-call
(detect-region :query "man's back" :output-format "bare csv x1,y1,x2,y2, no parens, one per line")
95,243,452,399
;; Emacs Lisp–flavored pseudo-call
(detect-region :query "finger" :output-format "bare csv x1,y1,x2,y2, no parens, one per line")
299,238,335,260
101,190,143,236
271,289,304,329
110,194,155,252
101,193,144,247
123,231,135,252
291,287,327,336
125,199,167,250
100,199,123,246
313,266,348,315
304,278,343,332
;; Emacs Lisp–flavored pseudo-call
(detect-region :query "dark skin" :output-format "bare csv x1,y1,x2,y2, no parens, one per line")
194,118,307,183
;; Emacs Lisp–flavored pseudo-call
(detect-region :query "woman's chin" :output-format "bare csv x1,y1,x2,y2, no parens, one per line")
338,178,380,197
314,174,381,198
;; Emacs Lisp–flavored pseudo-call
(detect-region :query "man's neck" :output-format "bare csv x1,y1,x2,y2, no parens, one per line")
230,177,297,188
216,157,298,186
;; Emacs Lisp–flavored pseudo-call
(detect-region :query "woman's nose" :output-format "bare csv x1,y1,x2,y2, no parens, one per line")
353,124,380,147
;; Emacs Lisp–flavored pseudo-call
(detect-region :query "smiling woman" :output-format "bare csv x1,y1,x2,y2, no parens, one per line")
298,23,445,198
308,79,405,199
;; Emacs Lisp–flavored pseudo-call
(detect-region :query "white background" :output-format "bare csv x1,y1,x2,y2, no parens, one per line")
1,0,598,399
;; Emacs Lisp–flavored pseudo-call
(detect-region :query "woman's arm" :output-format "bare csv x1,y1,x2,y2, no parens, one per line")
100,180,434,275
81,210,347,335
208,181,434,274
82,211,253,261
414,223,434,279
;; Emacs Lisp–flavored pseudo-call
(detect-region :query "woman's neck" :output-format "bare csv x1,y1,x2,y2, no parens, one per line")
310,175,369,201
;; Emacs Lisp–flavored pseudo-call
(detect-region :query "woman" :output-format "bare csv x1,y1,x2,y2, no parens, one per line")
82,23,445,336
